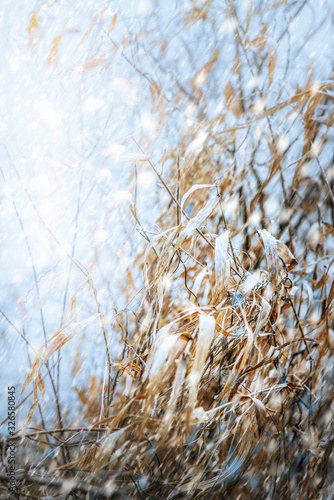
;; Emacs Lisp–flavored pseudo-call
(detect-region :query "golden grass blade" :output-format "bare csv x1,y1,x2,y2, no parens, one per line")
22,398,40,429
162,355,187,429
268,45,277,87
37,369,46,397
75,16,97,52
41,314,101,364
147,328,179,384
248,35,266,48
108,13,117,34
256,0,289,12
213,229,230,304
249,395,267,437
20,315,102,399
21,345,44,395
254,292,271,333
28,12,39,53
46,34,63,66
188,314,215,409
191,268,209,304
235,307,255,377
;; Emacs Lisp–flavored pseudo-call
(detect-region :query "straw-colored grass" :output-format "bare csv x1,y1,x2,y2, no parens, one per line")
1,1,334,498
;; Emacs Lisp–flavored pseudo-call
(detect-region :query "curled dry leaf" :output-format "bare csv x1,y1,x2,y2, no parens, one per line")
179,195,219,239
180,183,214,224
257,229,279,282
276,239,298,270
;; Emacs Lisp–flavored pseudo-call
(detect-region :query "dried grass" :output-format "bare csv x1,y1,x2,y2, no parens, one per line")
1,1,334,499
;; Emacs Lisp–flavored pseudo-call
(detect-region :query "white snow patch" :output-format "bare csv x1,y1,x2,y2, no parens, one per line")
34,99,63,128
82,98,105,113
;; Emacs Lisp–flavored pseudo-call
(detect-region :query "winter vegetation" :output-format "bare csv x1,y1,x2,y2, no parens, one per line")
0,0,334,498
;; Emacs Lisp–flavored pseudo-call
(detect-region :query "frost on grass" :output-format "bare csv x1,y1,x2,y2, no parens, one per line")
1,0,334,499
